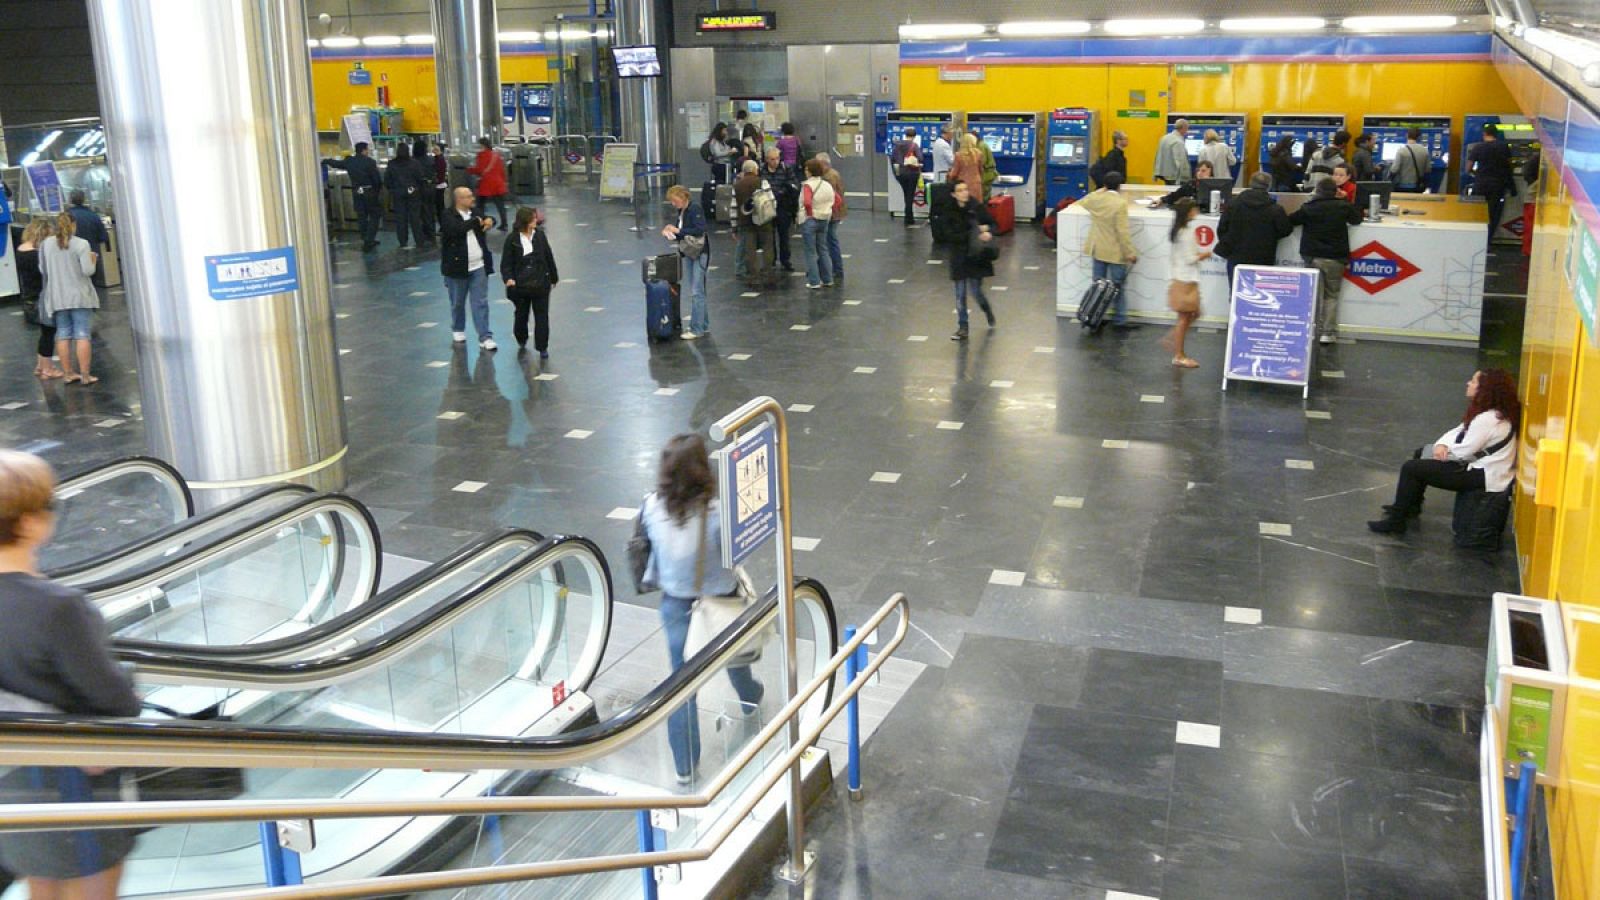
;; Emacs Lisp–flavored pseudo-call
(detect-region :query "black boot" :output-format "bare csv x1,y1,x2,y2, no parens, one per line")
1367,512,1409,534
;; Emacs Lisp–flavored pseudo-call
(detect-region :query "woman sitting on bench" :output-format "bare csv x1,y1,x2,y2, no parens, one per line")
1368,368,1520,535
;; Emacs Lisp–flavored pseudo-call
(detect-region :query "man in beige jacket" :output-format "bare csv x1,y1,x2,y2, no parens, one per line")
1077,171,1140,329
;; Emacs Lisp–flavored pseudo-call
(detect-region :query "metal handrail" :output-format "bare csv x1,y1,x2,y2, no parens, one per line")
55,454,194,519
0,593,907,853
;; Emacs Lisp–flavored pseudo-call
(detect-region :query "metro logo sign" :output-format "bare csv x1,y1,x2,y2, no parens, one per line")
1344,240,1421,295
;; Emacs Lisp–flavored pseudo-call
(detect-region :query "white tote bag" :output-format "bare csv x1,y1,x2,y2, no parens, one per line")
683,509,764,666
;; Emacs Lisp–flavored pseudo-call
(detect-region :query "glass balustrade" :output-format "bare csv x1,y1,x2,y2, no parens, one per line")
42,457,192,572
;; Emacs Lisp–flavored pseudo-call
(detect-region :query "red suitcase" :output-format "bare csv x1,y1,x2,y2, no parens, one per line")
987,194,1015,236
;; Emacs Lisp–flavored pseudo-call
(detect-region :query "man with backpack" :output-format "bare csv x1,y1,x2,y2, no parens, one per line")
733,160,778,288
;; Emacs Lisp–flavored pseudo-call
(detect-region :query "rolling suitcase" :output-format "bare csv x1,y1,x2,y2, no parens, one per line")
642,253,681,285
715,183,736,224
1077,278,1118,333
987,194,1015,235
646,280,682,343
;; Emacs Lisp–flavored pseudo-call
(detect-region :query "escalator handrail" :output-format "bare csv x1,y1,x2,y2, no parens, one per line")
112,526,546,662
0,578,835,772
56,454,194,519
46,483,315,581
73,491,384,601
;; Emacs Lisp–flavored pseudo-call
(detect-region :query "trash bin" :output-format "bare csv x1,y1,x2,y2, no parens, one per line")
512,144,544,196
1488,592,1569,785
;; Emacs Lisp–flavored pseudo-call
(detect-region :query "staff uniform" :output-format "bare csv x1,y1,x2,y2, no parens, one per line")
325,152,383,247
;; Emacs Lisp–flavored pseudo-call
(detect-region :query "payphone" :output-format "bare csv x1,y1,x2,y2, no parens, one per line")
1258,113,1346,176
968,112,1042,219
1044,108,1098,207
519,84,555,141
1362,115,1451,193
884,110,961,219
1462,114,1538,243
1167,112,1247,183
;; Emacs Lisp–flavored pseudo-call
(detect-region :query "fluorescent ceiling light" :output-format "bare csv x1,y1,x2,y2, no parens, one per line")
403,34,434,45
361,35,402,47
996,20,1091,36
321,36,359,48
1342,16,1456,32
898,23,987,39
1494,16,1513,29
1103,18,1205,36
306,38,320,48
1219,17,1326,33
1523,28,1600,67
498,31,543,41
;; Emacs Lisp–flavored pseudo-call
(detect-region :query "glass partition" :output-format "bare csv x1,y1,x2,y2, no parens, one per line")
43,458,192,572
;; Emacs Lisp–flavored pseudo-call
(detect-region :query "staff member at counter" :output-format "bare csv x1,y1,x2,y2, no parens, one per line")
1289,179,1363,345
1155,160,1215,207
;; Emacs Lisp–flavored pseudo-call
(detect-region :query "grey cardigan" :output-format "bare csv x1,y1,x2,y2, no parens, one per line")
38,235,99,318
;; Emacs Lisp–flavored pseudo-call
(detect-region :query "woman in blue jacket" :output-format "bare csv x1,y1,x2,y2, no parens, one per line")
663,186,711,338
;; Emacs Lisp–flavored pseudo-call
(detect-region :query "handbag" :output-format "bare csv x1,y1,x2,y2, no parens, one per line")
679,232,707,260
683,506,763,666
626,499,657,594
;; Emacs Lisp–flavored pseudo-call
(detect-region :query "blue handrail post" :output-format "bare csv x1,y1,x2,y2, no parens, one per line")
1510,761,1538,899
636,810,659,900
258,822,303,886
845,625,864,800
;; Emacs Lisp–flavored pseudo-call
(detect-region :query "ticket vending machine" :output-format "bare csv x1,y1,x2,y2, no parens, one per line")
1044,108,1099,208
500,84,520,142
519,84,555,142
1166,112,1247,184
968,112,1042,219
885,110,961,219
1462,114,1538,243
1362,115,1451,193
1257,113,1346,177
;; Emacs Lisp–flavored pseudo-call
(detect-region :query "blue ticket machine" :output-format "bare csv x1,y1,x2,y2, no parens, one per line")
1362,115,1451,193
885,110,961,218
1167,112,1247,184
1044,108,1098,208
1462,114,1537,242
519,83,555,141
1257,113,1346,184
500,84,518,136
967,112,1042,219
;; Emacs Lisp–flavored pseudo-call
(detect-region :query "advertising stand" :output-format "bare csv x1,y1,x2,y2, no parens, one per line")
1221,265,1319,398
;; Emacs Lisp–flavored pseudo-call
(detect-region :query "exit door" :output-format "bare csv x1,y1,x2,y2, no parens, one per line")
827,94,872,211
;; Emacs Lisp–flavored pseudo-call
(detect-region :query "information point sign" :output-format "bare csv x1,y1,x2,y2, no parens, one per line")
1222,265,1318,397
716,422,779,567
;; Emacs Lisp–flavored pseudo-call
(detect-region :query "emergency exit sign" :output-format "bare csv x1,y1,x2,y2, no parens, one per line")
1175,63,1231,75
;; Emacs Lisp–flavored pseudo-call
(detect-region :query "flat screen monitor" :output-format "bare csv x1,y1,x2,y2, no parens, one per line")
1355,180,1394,212
1050,139,1078,162
983,134,1004,153
610,45,661,77
1196,178,1234,208
1291,140,1306,159
1184,137,1206,157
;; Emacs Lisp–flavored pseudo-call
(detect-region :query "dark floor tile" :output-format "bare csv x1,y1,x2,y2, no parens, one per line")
1160,828,1346,900
1344,854,1488,900
1334,765,1484,879
861,561,992,618
1079,647,1222,723
942,634,1090,708
1382,586,1494,649
1220,681,1374,765
1167,746,1342,851
1255,577,1395,638
1366,699,1482,780
1140,553,1261,607
986,779,1167,895
1013,704,1178,800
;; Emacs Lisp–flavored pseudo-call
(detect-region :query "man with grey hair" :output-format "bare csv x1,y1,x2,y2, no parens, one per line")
1089,130,1129,188
733,158,777,287
1216,170,1293,287
815,152,846,278
1154,118,1192,185
931,126,955,182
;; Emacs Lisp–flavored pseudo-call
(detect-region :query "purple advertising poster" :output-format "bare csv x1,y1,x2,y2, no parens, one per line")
1222,265,1318,395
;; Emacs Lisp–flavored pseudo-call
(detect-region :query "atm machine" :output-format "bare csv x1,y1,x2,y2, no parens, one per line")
518,83,555,141
500,85,521,143
1462,113,1538,243
1044,108,1099,207
968,112,1042,219
884,109,961,219
1167,112,1247,183
1362,115,1451,193
1258,113,1345,179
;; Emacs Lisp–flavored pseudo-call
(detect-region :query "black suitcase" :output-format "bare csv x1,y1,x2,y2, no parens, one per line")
646,280,681,342
1077,278,1119,333
1453,485,1513,551
925,181,953,220
643,253,681,285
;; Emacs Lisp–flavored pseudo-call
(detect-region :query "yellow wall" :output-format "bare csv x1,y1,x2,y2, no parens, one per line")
903,60,1517,189
309,55,554,133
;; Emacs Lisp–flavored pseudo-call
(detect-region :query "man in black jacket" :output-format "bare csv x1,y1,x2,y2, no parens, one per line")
1468,123,1516,250
1089,130,1129,189
325,141,384,251
1216,172,1293,287
383,143,432,249
1289,179,1363,345
439,186,497,351
762,147,799,271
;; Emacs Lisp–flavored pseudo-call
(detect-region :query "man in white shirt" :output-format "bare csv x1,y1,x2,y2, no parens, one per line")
439,186,498,350
930,127,955,182
1153,118,1192,185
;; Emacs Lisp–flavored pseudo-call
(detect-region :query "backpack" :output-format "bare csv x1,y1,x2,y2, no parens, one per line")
750,180,777,226
699,140,715,164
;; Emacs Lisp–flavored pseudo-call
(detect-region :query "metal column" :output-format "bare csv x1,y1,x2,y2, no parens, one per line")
615,0,675,206
85,0,347,505
430,0,503,149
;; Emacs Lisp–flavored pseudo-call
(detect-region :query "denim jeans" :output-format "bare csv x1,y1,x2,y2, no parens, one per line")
801,219,832,287
1092,259,1130,324
53,308,92,340
445,267,492,339
826,219,843,274
954,278,992,328
733,227,749,278
660,593,764,780
682,253,709,333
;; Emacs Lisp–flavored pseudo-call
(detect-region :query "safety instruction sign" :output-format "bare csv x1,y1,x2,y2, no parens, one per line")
1223,265,1317,395
205,247,300,301
716,423,779,567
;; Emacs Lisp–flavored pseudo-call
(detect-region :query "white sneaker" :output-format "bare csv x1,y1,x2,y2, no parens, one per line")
480,338,498,351
681,331,700,341
452,331,467,343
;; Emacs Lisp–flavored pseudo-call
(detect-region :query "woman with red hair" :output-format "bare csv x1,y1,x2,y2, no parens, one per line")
1368,369,1520,534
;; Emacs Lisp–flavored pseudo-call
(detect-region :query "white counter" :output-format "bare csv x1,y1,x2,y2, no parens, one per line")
1055,189,1488,344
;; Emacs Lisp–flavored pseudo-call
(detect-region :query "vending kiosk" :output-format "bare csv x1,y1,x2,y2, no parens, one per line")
1166,112,1247,183
1044,108,1099,207
967,112,1042,219
1362,115,1451,193
1462,114,1538,243
500,85,520,141
1257,113,1346,174
885,110,961,219
519,84,555,141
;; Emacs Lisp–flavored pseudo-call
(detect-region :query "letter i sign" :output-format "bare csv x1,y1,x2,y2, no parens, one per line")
1195,225,1216,247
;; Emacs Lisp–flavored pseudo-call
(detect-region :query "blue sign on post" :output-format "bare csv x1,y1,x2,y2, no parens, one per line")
205,247,301,301
1222,265,1318,397
717,423,779,567
24,162,63,213
874,101,895,153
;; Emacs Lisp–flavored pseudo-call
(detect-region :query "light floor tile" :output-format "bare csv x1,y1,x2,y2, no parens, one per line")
1140,394,1165,403
408,291,430,297
606,507,638,520
988,569,1026,587
990,380,1014,388
790,324,811,331
426,361,449,368
1176,721,1222,748
1224,606,1263,625
990,285,1009,292
1105,893,1159,900
339,349,352,355
565,429,594,440
1322,370,1346,379
907,335,929,342
1285,459,1316,470
1033,346,1055,354
1305,410,1333,420
853,366,877,374
742,292,762,298
94,419,124,428
584,306,605,312
874,238,890,243
0,402,26,411
416,322,437,328
336,313,351,319
728,353,753,361
788,404,814,413
936,420,964,430
534,373,559,381
436,411,465,421
614,341,639,348
843,300,863,306
452,480,487,493
654,388,680,396
594,239,610,243
1053,496,1085,509
869,471,901,484
926,259,943,265
1023,265,1041,271
888,278,906,284
1259,522,1293,536
792,537,821,552
1102,439,1131,449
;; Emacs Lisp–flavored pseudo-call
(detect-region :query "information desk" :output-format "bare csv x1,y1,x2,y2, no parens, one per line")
1055,188,1488,344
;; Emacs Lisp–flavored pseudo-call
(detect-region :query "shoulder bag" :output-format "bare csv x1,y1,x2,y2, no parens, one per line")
626,496,658,593
683,506,763,666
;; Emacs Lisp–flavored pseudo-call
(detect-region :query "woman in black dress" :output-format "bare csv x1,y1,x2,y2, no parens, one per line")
17,219,62,380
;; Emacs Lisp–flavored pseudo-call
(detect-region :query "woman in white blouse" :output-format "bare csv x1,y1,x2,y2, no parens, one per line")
1368,369,1520,534
1162,198,1208,368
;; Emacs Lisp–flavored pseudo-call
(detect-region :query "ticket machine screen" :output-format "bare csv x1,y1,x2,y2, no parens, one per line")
1050,138,1080,162
1291,141,1305,158
1184,137,1206,156
984,134,1004,153
1381,142,1404,163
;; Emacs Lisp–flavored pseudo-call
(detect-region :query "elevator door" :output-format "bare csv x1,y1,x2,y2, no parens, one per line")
827,94,872,210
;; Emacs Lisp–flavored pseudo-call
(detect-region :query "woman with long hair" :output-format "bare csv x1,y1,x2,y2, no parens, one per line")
38,212,100,384
1368,369,1520,534
1269,135,1302,191
638,435,764,785
500,206,559,358
17,219,62,379
1162,198,1208,368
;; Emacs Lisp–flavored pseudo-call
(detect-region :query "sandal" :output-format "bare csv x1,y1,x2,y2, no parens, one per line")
78,375,100,385
42,368,64,380
63,374,82,384
1171,356,1200,369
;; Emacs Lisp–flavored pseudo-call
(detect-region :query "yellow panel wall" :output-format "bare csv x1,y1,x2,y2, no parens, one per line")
309,55,553,133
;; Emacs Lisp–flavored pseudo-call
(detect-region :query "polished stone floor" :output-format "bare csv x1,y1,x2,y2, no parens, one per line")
0,185,1525,898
